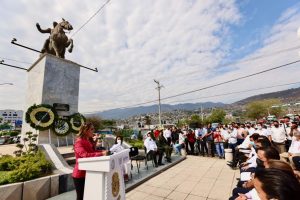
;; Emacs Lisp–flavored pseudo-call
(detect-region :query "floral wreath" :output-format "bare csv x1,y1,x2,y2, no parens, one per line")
69,113,86,132
52,118,71,136
25,104,57,131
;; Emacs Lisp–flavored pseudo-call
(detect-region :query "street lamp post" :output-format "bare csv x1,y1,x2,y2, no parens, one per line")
154,79,163,127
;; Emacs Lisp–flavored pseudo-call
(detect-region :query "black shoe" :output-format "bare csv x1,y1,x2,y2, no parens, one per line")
227,163,237,169
155,164,158,168
158,163,164,166
227,163,234,167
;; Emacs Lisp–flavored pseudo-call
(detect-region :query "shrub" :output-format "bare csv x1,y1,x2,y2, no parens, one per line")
126,139,144,149
0,150,52,185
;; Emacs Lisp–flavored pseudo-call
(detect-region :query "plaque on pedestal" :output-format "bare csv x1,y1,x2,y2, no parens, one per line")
78,149,130,200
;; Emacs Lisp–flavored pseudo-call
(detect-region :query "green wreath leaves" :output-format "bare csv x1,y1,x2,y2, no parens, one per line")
25,104,57,131
52,118,71,136
69,113,86,132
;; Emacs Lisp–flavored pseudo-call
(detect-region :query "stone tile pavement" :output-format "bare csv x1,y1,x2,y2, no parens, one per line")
126,156,239,200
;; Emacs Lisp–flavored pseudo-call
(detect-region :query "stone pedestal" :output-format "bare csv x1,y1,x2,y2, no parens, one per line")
21,54,80,146
78,149,130,200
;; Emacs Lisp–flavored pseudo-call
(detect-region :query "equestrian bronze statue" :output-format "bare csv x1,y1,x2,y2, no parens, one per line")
36,18,74,58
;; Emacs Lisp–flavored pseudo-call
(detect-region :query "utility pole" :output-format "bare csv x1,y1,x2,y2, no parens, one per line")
201,105,204,121
154,79,163,127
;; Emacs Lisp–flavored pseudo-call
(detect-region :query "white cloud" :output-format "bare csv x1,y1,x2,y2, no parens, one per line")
1,0,299,114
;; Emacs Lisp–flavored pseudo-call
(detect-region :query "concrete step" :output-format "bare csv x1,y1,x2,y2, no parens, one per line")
61,152,74,158
64,156,76,165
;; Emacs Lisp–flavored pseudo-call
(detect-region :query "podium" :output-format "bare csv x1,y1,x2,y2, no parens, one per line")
78,149,130,200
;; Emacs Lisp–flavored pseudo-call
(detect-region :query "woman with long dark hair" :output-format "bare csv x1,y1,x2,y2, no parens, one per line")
253,168,300,200
72,122,107,200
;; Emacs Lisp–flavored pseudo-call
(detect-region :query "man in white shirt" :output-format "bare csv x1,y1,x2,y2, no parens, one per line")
270,121,286,153
282,116,292,151
280,130,300,168
246,123,255,136
256,123,271,140
144,132,159,167
163,128,172,145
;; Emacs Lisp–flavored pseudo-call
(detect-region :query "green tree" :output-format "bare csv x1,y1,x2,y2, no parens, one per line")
86,116,104,131
245,99,282,120
143,115,151,126
188,114,202,128
207,109,226,123
0,123,11,130
102,119,116,127
176,119,188,128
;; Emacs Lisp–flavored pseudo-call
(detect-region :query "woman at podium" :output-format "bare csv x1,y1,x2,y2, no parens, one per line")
72,122,107,200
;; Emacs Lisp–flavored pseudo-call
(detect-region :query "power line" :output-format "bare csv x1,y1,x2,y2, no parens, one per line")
71,0,111,38
107,59,300,110
160,59,300,101
0,57,32,65
163,81,300,104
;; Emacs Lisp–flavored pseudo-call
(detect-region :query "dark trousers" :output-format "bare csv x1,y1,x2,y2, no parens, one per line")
228,143,237,162
237,138,244,145
292,156,300,170
147,150,158,165
73,177,85,200
285,139,292,152
167,137,172,146
229,187,251,200
207,140,215,157
200,138,209,156
188,141,195,155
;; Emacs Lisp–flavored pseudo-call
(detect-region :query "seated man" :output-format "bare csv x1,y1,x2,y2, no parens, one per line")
228,132,254,168
157,131,172,163
280,130,300,168
144,132,160,167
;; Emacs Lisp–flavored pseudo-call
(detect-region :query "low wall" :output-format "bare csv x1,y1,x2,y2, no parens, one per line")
0,173,74,200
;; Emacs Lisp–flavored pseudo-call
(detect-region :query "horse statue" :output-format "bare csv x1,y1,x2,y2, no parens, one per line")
36,18,74,58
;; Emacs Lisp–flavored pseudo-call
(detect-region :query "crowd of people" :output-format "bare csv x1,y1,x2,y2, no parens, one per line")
146,116,300,200
71,115,300,200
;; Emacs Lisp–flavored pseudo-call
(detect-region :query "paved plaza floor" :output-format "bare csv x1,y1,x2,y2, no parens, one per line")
126,156,239,200
49,155,239,200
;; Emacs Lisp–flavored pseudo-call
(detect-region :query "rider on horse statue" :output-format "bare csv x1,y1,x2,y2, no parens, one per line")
36,18,74,59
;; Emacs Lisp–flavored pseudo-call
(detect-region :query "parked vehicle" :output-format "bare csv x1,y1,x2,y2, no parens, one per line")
267,115,277,122
0,137,6,145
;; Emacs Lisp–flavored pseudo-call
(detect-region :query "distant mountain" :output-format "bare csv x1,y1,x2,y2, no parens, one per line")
87,87,300,119
89,102,226,119
234,87,300,105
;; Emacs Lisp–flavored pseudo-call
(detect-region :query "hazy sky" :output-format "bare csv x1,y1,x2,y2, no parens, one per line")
1,0,300,113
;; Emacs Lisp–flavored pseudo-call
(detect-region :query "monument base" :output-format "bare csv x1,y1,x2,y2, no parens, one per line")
21,54,81,146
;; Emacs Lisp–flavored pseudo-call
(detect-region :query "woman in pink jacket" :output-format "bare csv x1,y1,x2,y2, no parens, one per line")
72,122,107,200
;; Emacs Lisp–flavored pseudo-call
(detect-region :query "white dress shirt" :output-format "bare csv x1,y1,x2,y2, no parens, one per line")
288,139,300,154
163,129,172,139
228,129,237,144
271,127,286,143
144,137,158,153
